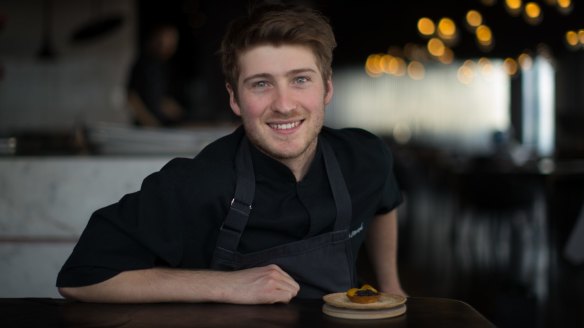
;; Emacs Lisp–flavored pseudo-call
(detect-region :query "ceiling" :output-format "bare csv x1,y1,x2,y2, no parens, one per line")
322,0,584,65
140,0,584,68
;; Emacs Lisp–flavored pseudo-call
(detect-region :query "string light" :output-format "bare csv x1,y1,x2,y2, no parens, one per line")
365,54,383,77
457,61,475,85
417,17,435,37
505,0,523,16
518,52,534,70
364,1,582,78
380,54,394,74
503,57,519,76
437,17,458,42
478,57,494,77
476,24,494,51
427,38,446,57
524,2,543,25
438,47,455,64
557,0,573,14
407,61,425,80
565,30,579,48
466,10,483,29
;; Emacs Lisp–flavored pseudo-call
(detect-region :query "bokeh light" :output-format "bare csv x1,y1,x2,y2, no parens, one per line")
505,0,523,15
503,57,519,76
407,61,426,80
417,17,435,37
437,17,457,41
427,38,446,57
466,10,483,29
524,2,543,24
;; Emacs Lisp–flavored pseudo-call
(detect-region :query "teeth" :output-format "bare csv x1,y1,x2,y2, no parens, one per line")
270,121,300,130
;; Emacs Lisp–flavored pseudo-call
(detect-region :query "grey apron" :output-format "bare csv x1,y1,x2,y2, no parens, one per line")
210,136,356,299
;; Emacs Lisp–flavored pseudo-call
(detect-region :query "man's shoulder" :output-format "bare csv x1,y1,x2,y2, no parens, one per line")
161,126,243,174
322,126,380,142
196,126,244,161
321,126,393,171
321,126,388,154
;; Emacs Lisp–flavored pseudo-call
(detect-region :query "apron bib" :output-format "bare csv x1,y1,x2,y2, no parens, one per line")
210,136,356,298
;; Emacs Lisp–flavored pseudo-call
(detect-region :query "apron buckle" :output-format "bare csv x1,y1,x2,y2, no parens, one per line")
230,198,252,215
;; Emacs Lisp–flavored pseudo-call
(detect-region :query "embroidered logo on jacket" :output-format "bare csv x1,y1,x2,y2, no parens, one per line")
349,222,364,239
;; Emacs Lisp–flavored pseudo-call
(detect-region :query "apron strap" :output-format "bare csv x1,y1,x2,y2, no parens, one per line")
213,137,255,252
320,137,353,230
212,136,352,256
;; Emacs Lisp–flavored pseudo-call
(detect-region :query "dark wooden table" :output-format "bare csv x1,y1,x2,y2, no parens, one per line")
0,297,494,327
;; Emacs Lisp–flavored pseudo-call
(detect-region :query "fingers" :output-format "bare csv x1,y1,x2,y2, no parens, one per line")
260,264,300,301
221,264,300,304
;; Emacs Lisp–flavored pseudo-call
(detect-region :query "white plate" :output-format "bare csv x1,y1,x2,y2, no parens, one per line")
322,292,407,310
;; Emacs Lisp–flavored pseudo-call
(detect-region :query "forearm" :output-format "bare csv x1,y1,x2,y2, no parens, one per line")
365,209,406,296
127,91,161,126
58,264,299,304
59,268,223,303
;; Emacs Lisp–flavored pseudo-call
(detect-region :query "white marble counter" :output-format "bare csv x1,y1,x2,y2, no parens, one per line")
0,156,172,297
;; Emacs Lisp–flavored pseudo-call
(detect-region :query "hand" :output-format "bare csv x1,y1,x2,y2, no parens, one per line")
216,264,300,304
382,284,408,297
161,97,184,121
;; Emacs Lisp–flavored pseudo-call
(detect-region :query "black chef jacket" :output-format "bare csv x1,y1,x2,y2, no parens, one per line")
57,125,402,287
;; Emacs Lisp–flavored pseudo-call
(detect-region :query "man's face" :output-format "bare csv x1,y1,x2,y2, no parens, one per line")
227,44,333,164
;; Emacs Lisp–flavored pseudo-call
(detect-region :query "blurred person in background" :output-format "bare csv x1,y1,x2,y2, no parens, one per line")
126,24,187,127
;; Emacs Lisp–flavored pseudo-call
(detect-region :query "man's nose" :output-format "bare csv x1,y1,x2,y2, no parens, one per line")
272,86,297,113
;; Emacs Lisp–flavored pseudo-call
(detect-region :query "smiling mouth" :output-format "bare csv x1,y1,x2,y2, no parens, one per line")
268,120,302,130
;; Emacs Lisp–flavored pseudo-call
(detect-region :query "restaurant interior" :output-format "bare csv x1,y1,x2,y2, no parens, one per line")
1,0,583,327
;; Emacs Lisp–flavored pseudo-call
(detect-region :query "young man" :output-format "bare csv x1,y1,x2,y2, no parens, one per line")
57,3,405,304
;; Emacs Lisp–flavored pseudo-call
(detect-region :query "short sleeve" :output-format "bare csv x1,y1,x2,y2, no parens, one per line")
57,160,187,287
375,141,403,215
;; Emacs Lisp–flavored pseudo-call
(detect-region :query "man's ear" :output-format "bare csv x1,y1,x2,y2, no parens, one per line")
226,83,241,116
324,78,334,105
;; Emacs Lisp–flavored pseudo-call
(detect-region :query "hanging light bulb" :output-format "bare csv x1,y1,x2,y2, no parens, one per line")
438,47,455,64
466,10,483,30
518,52,534,70
565,30,579,49
505,0,523,16
524,2,543,25
478,57,494,77
385,55,401,75
407,61,425,80
457,62,475,85
557,0,573,14
427,38,446,57
365,54,383,77
475,24,494,51
437,17,458,44
417,17,435,37
503,57,519,76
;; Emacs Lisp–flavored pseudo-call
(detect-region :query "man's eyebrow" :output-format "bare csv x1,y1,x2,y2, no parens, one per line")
242,73,271,84
286,68,318,77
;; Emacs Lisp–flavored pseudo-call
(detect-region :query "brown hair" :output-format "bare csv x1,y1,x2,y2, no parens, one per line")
220,3,336,93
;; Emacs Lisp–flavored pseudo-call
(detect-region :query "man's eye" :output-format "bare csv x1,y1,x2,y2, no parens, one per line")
294,76,309,84
253,81,269,88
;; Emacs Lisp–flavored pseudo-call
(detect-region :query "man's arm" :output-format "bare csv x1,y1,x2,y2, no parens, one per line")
127,91,161,127
58,264,299,304
365,209,406,296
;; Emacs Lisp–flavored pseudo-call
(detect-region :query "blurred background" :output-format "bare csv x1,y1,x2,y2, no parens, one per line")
1,0,583,327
